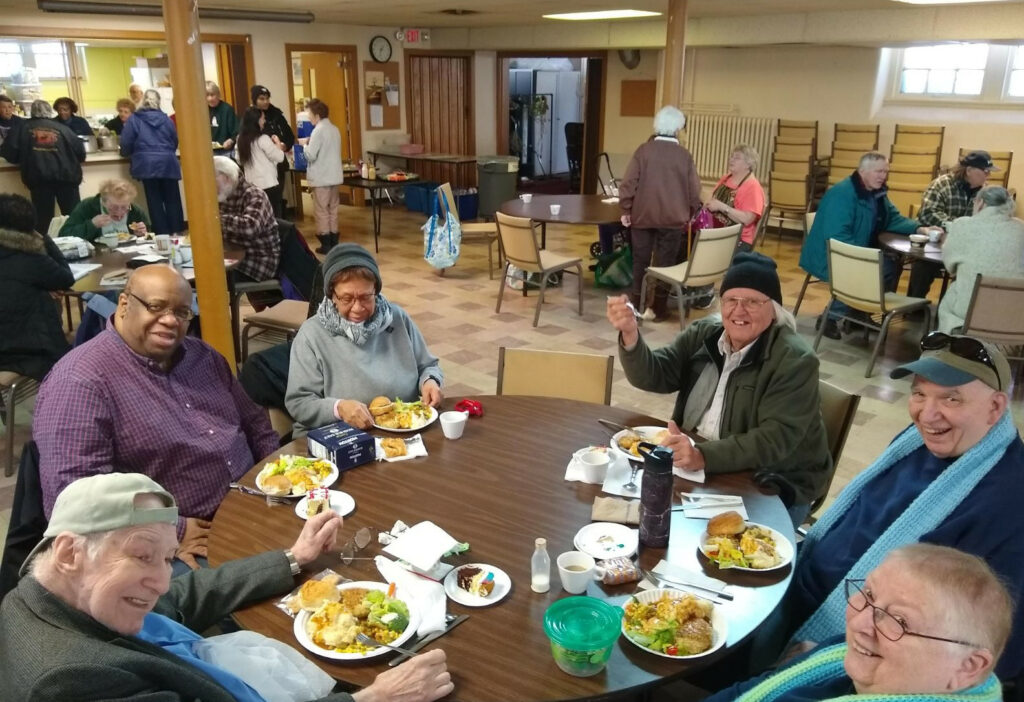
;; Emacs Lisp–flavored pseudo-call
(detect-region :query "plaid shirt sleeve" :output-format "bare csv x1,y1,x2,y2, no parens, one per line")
917,175,972,228
221,182,280,281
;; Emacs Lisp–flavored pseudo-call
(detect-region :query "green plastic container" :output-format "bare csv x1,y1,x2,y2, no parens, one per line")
543,597,622,677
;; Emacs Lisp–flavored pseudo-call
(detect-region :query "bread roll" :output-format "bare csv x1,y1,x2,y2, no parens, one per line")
262,474,293,496
369,396,394,417
707,510,746,536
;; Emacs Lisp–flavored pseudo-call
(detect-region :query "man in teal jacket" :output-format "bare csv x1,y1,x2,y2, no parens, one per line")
799,152,928,339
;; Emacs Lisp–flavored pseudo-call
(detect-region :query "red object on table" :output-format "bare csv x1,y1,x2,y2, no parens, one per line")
455,398,483,416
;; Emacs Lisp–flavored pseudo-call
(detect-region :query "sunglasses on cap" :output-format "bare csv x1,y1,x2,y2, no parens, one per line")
920,331,1000,390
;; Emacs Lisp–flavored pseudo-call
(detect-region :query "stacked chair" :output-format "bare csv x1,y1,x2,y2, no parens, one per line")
765,120,819,239
825,123,880,187
888,124,945,216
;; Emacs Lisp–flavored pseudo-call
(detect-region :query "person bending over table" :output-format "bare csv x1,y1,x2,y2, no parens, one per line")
0,472,454,702
752,334,1024,683
705,543,1008,702
799,151,931,341
606,251,830,526
703,143,766,253
32,264,279,572
938,186,1024,333
214,156,281,285
59,177,150,242
286,243,443,436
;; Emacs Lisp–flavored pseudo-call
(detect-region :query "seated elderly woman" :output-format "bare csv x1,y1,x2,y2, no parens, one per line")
58,177,150,243
286,243,443,435
0,472,454,701
703,143,766,252
937,186,1024,333
704,543,1010,702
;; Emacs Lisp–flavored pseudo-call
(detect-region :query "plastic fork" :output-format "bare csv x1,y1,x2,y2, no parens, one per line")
228,482,290,506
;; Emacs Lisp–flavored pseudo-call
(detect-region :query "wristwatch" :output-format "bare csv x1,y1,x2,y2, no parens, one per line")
284,549,301,576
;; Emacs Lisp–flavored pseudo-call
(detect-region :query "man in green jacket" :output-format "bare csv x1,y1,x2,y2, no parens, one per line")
58,178,151,242
799,151,931,339
206,81,239,155
607,252,830,525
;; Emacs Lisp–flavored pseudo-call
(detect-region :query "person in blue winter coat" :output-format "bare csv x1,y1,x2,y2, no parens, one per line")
120,90,184,236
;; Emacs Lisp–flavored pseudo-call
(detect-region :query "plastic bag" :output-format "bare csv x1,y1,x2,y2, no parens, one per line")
422,189,461,269
594,245,633,289
690,207,715,232
193,630,335,702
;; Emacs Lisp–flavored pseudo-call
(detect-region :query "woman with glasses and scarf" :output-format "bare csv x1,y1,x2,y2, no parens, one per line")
705,544,1008,702
286,243,443,436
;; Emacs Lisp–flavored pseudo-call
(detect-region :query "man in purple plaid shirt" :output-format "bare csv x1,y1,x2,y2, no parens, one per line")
214,155,280,283
33,265,280,570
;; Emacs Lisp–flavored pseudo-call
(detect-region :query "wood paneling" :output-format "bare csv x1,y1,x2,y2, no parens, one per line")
620,80,657,117
406,52,473,184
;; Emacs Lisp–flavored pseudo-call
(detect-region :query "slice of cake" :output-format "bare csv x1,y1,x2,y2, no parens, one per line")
306,487,330,518
456,566,495,597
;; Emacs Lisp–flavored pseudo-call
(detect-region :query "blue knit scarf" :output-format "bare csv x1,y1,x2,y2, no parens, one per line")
736,643,1002,702
793,412,1017,643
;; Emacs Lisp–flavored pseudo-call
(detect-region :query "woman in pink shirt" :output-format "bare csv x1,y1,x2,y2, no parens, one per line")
705,144,766,251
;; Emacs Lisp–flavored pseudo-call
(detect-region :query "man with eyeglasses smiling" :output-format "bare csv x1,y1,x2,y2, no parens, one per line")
704,544,1009,701
607,251,830,526
32,265,280,575
757,332,1024,686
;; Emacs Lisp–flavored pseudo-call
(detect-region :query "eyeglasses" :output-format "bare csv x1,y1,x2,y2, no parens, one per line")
844,579,981,649
340,526,379,565
128,292,194,322
721,296,772,312
920,331,1000,390
333,292,376,308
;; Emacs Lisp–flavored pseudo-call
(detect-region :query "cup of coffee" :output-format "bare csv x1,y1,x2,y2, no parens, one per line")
557,551,597,594
519,193,533,203
549,204,561,216
154,234,172,254
577,448,610,483
440,410,469,440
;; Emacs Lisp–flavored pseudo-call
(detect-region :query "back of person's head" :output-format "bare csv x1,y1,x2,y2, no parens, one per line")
30,99,54,119
858,151,887,170
213,155,242,185
140,89,161,110
653,105,686,136
307,98,329,120
236,108,264,165
0,193,37,234
887,543,1013,660
975,186,1013,216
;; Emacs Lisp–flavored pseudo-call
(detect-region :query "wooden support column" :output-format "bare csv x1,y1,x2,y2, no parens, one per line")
662,0,688,108
163,0,235,371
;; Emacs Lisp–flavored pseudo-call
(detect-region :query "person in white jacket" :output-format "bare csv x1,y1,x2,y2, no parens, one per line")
235,107,286,217
299,98,344,253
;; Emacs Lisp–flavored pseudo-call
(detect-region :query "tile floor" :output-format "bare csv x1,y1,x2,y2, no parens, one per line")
3,200,1023,549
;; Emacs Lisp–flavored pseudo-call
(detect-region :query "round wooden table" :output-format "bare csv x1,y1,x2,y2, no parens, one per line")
208,396,793,701
878,231,950,297
499,194,621,248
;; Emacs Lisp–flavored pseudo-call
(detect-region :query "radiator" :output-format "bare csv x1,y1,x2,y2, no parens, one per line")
682,113,778,181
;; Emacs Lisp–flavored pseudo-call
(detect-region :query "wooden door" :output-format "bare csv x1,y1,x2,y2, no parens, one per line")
301,53,352,162
406,53,473,184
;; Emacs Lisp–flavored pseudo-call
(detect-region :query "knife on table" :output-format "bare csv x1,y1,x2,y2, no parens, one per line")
598,419,643,435
388,614,469,667
641,568,734,602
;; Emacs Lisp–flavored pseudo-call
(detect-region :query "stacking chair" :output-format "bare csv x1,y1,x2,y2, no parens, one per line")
958,148,1012,188
0,372,38,477
437,182,500,279
888,165,936,189
960,274,1024,365
890,144,941,176
792,212,823,315
826,155,861,186
886,184,926,217
894,124,945,152
240,262,324,362
766,171,812,237
771,153,814,177
773,137,816,162
494,212,583,327
833,123,879,150
496,347,614,405
815,239,932,377
639,223,741,330
777,120,818,143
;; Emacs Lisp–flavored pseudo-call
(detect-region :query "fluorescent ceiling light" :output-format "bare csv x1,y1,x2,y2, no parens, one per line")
543,9,662,20
37,0,315,23
890,0,1010,4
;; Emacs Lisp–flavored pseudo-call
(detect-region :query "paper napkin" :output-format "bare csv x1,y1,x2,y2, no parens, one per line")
591,496,640,525
382,521,459,572
375,556,446,636
679,496,748,520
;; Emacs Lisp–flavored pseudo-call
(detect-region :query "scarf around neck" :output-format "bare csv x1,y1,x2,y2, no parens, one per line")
316,293,394,346
794,411,1017,643
736,643,1002,702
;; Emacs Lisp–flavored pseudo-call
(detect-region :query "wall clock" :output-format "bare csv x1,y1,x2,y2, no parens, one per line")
370,35,392,63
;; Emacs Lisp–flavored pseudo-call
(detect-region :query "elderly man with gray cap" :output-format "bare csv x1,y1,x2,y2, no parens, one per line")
764,332,1024,683
607,251,830,525
287,243,443,436
0,473,454,702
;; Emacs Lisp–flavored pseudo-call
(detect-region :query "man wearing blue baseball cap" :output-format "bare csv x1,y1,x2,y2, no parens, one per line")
754,332,1024,686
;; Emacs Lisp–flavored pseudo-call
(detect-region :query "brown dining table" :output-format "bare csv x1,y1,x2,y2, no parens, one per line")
70,244,245,293
878,231,950,297
499,194,622,248
208,395,794,701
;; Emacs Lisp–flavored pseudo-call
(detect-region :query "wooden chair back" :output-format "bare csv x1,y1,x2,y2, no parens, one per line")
685,224,742,287
496,347,614,405
894,124,945,152
961,274,1024,353
769,171,812,211
777,120,818,143
833,123,879,150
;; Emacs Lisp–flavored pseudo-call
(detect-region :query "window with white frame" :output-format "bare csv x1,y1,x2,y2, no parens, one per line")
0,43,23,79
889,43,1024,103
1008,45,1024,97
31,42,68,80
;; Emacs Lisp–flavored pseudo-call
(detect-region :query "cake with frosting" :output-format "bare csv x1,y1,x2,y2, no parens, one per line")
306,487,330,517
456,566,495,597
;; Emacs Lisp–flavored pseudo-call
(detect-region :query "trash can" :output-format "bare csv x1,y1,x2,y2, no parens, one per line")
477,156,519,218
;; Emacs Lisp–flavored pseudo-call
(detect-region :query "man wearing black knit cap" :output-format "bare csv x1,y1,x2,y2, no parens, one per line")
607,252,830,524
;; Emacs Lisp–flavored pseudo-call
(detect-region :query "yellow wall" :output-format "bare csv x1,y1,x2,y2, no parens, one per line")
80,47,139,114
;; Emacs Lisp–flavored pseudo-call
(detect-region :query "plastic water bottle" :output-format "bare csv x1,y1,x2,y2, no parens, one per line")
531,538,550,593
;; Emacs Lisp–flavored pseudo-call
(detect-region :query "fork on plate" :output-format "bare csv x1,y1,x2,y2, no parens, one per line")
228,482,290,506
356,632,420,656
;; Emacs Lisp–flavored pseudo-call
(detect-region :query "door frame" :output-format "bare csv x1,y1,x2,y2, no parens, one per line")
496,50,607,194
283,43,363,163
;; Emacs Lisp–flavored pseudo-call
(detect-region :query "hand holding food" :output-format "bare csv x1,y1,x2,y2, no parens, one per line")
129,221,147,234
420,379,443,407
663,420,704,471
352,649,453,702
606,294,639,348
337,399,374,429
176,517,212,570
290,509,342,567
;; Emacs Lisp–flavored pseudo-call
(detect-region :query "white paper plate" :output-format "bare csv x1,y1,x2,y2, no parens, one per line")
442,563,512,607
293,489,356,520
610,426,689,463
573,522,638,560
255,456,339,498
622,587,728,659
373,406,438,433
699,521,794,572
293,580,420,660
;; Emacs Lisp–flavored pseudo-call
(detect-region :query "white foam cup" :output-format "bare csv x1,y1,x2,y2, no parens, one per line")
440,410,469,440
550,204,561,216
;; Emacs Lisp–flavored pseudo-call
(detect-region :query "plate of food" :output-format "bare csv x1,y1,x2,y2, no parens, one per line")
255,455,339,497
622,588,727,659
370,396,438,432
699,511,793,571
294,488,356,520
611,426,669,463
443,563,511,607
293,580,420,660
573,522,638,560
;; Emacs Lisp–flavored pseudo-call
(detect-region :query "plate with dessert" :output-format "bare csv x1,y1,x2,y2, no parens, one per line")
294,488,356,520
443,563,511,607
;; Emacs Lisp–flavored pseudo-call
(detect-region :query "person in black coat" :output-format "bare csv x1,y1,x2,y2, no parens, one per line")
251,85,296,215
53,97,94,138
0,193,74,380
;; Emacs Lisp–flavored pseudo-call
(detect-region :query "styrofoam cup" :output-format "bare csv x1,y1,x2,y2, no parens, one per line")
550,204,561,216
520,193,533,203
440,411,469,439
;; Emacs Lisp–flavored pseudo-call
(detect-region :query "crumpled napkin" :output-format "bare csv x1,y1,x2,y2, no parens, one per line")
383,521,459,572
375,556,446,636
592,496,639,525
